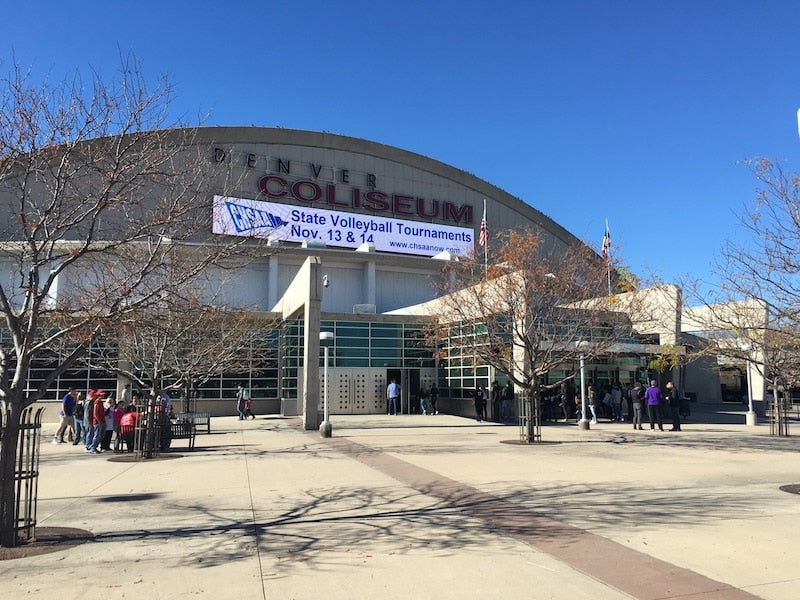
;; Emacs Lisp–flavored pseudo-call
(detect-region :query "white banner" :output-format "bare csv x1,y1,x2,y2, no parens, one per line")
212,195,474,258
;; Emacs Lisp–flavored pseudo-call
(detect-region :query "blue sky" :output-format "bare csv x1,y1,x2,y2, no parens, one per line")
6,1,800,289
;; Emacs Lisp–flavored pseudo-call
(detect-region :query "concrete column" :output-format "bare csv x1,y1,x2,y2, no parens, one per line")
364,260,376,306
301,258,323,430
267,255,279,310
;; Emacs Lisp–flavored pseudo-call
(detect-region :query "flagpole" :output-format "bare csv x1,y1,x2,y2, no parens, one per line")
483,198,488,278
602,219,611,295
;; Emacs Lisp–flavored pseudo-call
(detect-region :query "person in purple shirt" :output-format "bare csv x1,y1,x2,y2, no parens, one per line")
645,380,664,431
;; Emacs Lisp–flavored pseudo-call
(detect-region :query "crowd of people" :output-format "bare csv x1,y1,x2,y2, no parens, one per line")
50,385,175,454
469,381,516,423
542,379,684,431
465,379,682,431
48,379,684,438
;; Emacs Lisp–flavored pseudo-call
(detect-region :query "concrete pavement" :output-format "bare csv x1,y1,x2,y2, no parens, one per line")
2,406,799,599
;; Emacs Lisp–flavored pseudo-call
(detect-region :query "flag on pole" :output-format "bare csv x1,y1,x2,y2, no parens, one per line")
479,200,488,247
601,220,611,259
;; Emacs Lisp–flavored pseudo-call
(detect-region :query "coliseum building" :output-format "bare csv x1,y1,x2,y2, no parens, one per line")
206,127,595,424
5,127,755,422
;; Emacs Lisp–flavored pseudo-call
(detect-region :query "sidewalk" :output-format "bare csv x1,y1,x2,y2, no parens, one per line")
2,409,798,599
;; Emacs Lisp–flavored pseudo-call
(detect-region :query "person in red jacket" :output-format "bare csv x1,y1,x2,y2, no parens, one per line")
86,389,107,453
119,406,138,453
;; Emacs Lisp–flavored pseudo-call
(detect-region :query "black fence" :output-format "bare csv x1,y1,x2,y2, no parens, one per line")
767,396,793,437
0,405,45,545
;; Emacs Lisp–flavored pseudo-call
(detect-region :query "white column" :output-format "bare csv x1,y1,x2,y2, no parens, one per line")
267,255,279,310
364,260,376,307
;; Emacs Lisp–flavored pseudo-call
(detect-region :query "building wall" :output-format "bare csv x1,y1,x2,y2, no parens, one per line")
1,126,610,418
199,127,583,252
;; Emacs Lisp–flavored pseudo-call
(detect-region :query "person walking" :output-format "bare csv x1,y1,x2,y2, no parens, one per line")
83,390,97,452
86,389,107,453
610,381,623,422
629,381,644,430
472,386,483,421
386,379,400,415
666,381,682,431
480,386,489,421
244,393,255,419
419,386,428,415
501,382,514,422
492,381,502,422
101,397,115,451
559,383,570,422
52,387,76,444
645,380,664,431
235,384,249,420
72,391,86,445
587,384,598,424
429,383,439,415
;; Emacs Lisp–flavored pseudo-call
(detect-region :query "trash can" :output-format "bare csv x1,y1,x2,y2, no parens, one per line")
679,396,691,418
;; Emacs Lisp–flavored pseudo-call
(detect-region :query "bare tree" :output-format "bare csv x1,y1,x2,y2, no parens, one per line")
88,275,278,410
429,229,640,442
682,158,800,433
0,57,262,546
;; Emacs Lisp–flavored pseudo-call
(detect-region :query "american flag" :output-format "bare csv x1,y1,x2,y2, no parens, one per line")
479,202,488,247
601,220,611,258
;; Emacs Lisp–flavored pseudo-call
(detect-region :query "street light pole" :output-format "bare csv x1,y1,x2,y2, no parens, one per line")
319,331,334,437
742,344,756,426
576,341,590,430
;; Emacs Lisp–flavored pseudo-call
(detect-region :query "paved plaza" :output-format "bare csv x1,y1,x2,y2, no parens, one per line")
2,405,799,599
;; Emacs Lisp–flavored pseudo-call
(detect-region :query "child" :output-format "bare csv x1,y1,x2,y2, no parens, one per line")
243,389,255,419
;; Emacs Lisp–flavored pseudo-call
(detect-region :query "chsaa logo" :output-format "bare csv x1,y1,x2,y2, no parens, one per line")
225,201,287,233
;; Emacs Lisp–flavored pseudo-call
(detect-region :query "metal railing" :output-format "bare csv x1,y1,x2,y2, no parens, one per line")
518,392,542,443
0,405,45,545
133,399,170,459
767,397,792,437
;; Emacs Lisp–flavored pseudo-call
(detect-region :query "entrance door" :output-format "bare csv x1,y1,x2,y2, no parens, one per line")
322,368,386,414
386,368,436,414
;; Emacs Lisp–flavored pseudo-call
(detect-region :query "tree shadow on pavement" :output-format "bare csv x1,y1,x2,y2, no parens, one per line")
72,472,770,577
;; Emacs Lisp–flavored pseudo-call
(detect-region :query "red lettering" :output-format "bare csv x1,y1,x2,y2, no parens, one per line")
417,197,439,219
326,184,349,207
364,190,389,212
259,175,288,198
259,175,472,223
291,180,322,203
443,202,473,225
392,194,414,216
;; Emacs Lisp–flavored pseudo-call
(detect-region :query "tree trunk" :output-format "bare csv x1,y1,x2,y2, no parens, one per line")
524,386,541,443
0,402,22,547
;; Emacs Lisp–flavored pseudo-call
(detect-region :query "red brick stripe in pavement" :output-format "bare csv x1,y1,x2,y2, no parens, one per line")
309,432,761,600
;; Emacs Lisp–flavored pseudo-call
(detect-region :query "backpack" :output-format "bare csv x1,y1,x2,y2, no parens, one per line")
242,388,250,400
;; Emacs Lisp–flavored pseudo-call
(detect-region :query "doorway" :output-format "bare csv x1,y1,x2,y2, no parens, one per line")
321,368,386,414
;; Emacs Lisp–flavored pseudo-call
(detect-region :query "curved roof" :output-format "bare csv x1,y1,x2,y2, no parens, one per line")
188,127,586,251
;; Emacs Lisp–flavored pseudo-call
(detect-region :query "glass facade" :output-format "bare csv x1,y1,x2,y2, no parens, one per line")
6,315,652,409
2,327,279,403
0,330,118,400
438,320,657,400
194,328,280,402
439,322,491,396
279,318,436,399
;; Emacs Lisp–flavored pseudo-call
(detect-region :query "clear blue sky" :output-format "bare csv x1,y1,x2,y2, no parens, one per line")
6,1,800,288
